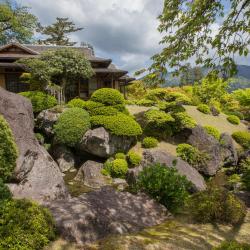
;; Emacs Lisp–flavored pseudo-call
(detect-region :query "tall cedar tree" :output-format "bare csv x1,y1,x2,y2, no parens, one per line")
0,1,38,45
37,17,83,46
151,0,250,78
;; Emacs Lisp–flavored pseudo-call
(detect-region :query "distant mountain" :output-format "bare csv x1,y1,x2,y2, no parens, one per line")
164,65,250,91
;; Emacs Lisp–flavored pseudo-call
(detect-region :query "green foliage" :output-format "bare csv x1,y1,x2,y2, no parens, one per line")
20,91,57,113
0,179,12,202
91,88,125,106
171,112,197,132
142,137,159,148
232,131,250,149
82,100,104,113
227,115,240,125
197,104,211,114
136,99,155,107
209,99,221,114
136,163,191,212
115,153,126,160
103,159,128,179
232,88,250,108
37,17,83,46
176,144,208,169
89,106,119,116
0,199,55,250
242,158,250,191
159,101,186,113
35,133,45,145
224,110,244,120
67,98,86,108
0,115,18,182
0,2,38,44
127,151,142,167
204,126,221,140
187,187,246,225
54,108,90,147
145,88,167,101
213,241,250,250
91,114,142,137
126,80,147,100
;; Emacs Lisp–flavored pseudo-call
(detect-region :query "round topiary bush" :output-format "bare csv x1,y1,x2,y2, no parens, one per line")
67,98,86,108
142,137,159,148
171,112,197,133
19,91,57,113
91,88,125,105
136,163,191,212
127,151,142,167
0,179,12,202
232,131,250,149
91,114,142,137
0,199,56,250
187,187,247,225
54,108,91,147
227,115,240,125
115,152,126,160
103,159,128,179
0,115,18,182
82,100,104,112
203,126,221,140
136,99,155,107
89,106,119,116
213,241,250,250
197,104,211,114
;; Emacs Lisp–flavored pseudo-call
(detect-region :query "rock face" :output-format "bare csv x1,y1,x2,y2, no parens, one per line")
52,145,75,173
36,107,66,138
127,149,206,192
186,126,238,176
74,160,111,188
0,88,68,202
46,186,169,244
79,127,136,158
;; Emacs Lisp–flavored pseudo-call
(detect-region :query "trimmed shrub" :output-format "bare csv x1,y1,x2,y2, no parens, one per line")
20,91,57,113
197,104,211,114
227,115,240,125
103,159,128,179
82,100,104,112
187,187,246,225
204,126,221,140
172,112,197,132
136,163,191,212
176,144,208,169
91,114,142,136
67,98,85,108
115,152,126,160
242,159,250,191
142,137,158,148
224,110,244,120
54,108,91,147
0,179,12,202
89,106,119,116
145,88,167,101
232,131,250,149
127,151,142,167
0,115,18,182
213,241,250,250
136,99,155,107
159,101,186,113
91,88,125,105
0,199,56,250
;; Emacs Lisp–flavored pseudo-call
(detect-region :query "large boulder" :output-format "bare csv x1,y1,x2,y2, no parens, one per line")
0,88,68,202
79,127,136,158
36,107,66,138
74,160,111,188
127,149,206,192
51,145,75,173
46,186,169,244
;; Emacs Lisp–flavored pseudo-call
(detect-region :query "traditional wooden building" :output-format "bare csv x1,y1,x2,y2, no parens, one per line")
0,42,134,99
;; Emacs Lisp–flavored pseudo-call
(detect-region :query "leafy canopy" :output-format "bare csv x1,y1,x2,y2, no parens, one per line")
151,0,250,77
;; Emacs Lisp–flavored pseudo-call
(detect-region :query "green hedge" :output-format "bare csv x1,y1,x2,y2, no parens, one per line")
54,108,91,147
142,137,159,148
0,199,56,250
0,115,18,182
127,151,142,166
67,98,85,108
197,104,211,114
89,106,119,116
20,91,57,113
232,131,250,149
136,163,191,212
91,88,125,105
204,126,221,140
91,114,142,137
227,115,240,125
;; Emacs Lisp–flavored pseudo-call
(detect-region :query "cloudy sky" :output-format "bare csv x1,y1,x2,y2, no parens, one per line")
18,0,249,75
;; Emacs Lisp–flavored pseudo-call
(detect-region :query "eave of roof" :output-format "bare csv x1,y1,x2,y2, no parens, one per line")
0,43,39,55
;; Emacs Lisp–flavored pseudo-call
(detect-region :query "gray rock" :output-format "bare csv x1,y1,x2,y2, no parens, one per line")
79,127,136,158
127,149,206,192
0,88,68,203
46,186,169,244
36,107,66,138
113,178,129,191
74,160,111,188
52,145,75,173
